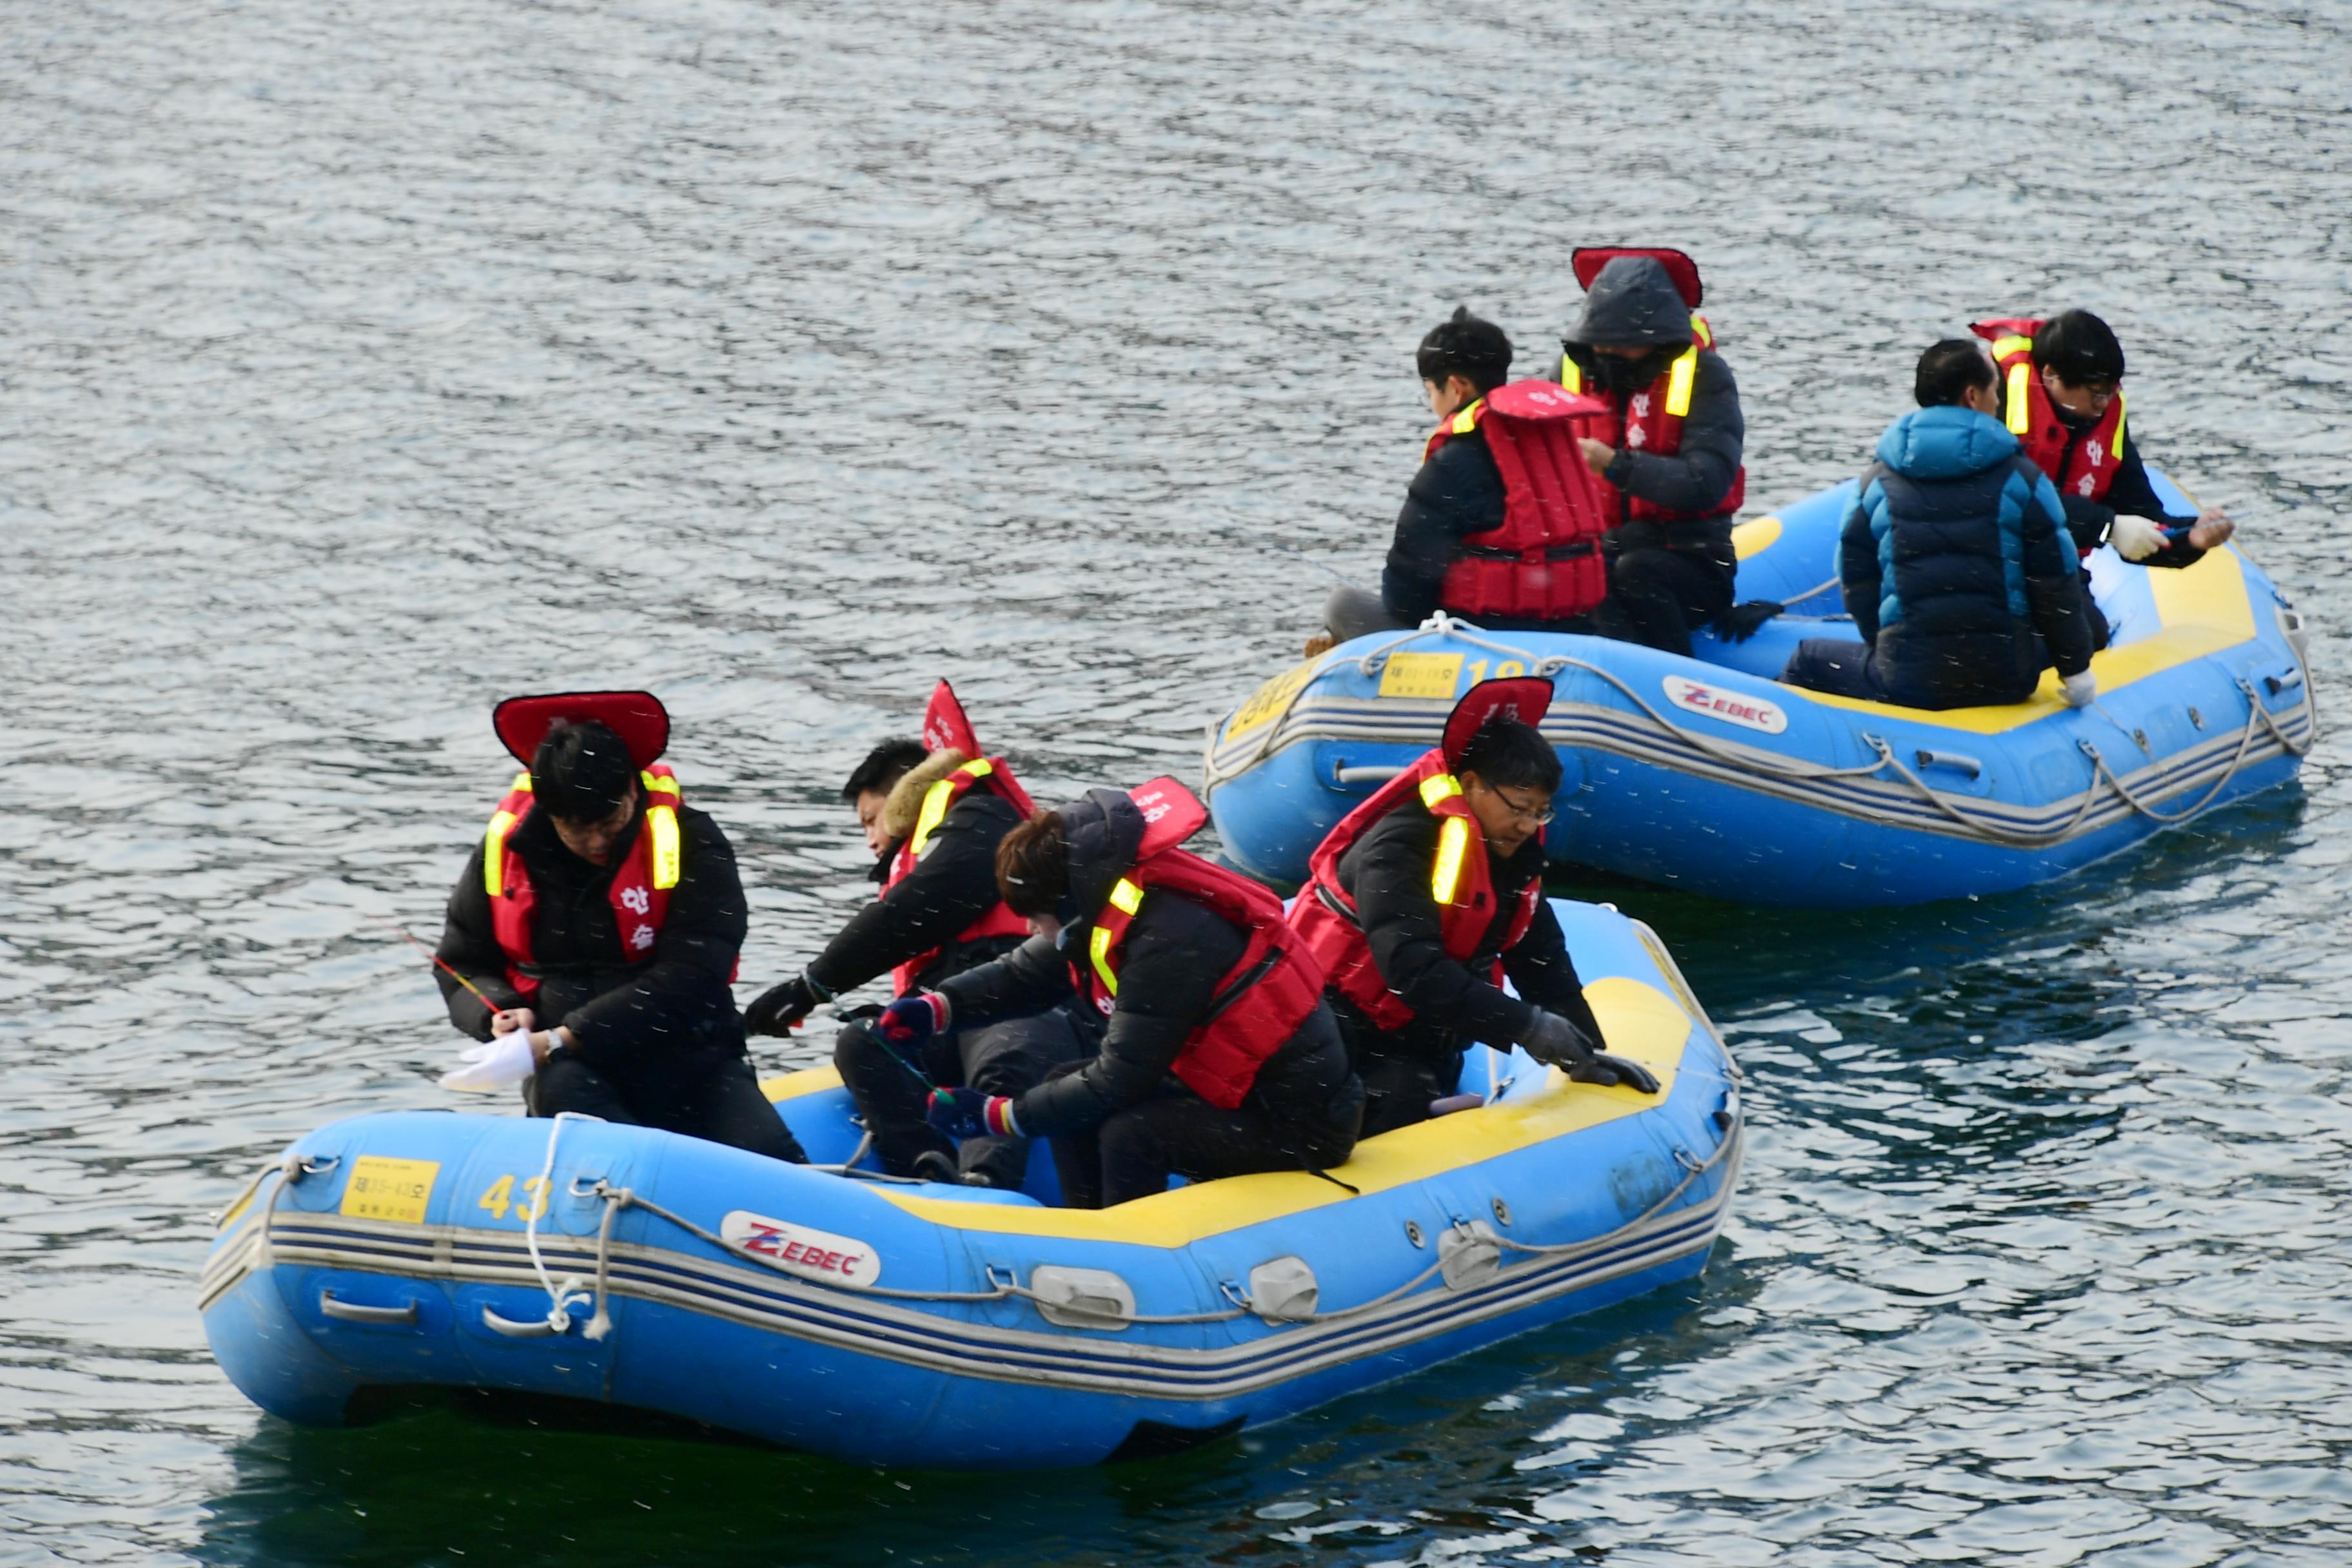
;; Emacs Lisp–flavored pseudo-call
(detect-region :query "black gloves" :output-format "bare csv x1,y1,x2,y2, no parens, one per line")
743,974,820,1037
1717,600,1784,643
1518,1008,1662,1095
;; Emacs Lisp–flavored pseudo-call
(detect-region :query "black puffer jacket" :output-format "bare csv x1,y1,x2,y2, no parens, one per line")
805,790,1026,997
436,801,749,1076
938,789,1360,1139
1333,800,1602,1064
1560,255,1745,554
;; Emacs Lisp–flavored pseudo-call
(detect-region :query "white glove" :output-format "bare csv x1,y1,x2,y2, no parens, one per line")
2110,514,2166,562
440,1032,538,1092
2061,670,2097,709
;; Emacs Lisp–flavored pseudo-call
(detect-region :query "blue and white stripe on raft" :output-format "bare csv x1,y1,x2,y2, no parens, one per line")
199,901,1741,1470
1204,473,2313,907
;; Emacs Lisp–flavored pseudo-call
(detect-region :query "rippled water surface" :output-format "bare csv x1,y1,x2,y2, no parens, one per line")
6,1,2352,1562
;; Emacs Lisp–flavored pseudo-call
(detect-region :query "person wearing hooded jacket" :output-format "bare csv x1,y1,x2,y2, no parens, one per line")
434,703,807,1163
1557,250,1749,657
1780,339,2098,711
873,783,1364,1209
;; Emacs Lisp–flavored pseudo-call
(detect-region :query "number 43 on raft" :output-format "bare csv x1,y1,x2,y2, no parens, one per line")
478,1174,551,1222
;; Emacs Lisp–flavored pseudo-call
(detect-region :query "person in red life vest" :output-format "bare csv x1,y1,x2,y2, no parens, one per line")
881,778,1363,1209
740,683,1083,1189
1288,680,1660,1137
1971,311,2235,612
1558,249,1759,656
431,692,805,1163
1312,308,1612,651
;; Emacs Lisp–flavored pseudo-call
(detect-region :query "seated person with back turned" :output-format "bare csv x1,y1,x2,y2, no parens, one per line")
740,681,1081,1189
434,691,806,1162
1971,309,2237,623
1780,341,2099,712
875,778,1364,1209
1316,307,1610,651
1289,679,1658,1137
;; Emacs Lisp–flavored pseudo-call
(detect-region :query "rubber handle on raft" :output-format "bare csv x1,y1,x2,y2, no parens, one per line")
319,1291,419,1326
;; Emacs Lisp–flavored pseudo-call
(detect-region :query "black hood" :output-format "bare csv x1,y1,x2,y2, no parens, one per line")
1562,255,1696,349
1057,788,1146,919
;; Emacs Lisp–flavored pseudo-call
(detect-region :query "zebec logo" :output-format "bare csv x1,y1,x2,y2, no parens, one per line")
1661,675,1788,735
721,1211,883,1288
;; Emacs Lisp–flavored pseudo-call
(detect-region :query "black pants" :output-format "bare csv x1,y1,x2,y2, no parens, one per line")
524,1051,807,1163
1355,1044,1468,1137
1781,637,2041,712
1042,1063,1361,1210
835,1010,1085,1189
1591,545,1735,658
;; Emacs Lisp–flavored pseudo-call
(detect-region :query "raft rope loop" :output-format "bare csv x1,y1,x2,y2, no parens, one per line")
1232,613,2313,850
562,1095,1745,1335
522,1112,598,1335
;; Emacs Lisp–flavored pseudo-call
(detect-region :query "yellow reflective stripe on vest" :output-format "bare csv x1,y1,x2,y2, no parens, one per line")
1431,815,1471,906
1090,877,1145,998
640,769,679,801
1990,335,2034,362
2112,391,2127,457
1689,312,1712,349
647,804,681,890
1449,397,1484,435
1418,772,1463,808
909,759,995,859
1559,354,1582,395
2004,363,2032,435
482,772,531,897
1665,346,1698,418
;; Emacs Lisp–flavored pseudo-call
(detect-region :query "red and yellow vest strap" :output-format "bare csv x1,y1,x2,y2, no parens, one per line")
1088,875,1146,998
1418,772,1475,906
484,765,683,896
908,759,996,860
484,772,533,897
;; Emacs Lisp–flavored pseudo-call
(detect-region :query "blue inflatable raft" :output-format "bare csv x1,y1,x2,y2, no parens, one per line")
199,902,1741,1469
1206,472,2313,906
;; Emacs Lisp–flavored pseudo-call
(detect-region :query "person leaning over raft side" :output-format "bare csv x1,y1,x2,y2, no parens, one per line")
1314,307,1609,649
1971,311,2237,617
1779,341,2099,712
433,692,807,1162
1557,248,1752,656
871,778,1364,1209
740,682,1081,1190
1289,679,1658,1137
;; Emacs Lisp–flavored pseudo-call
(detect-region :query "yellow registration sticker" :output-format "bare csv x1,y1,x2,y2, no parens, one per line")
1224,660,1320,741
1377,652,1464,700
340,1156,440,1225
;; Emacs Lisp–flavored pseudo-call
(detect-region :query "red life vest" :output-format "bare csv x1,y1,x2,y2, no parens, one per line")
480,763,685,1000
1070,780,1328,1110
1971,317,2128,521
1559,313,1748,525
1288,749,1543,1031
1428,380,1614,622
883,757,1036,997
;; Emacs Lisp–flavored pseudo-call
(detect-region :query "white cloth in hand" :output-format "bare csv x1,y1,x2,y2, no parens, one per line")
2110,514,2166,562
2061,670,2098,709
440,1032,537,1092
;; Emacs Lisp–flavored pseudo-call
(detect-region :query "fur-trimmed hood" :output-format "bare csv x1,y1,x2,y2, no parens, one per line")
881,749,972,841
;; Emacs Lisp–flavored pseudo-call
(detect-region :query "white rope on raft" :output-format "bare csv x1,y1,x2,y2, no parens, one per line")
1222,612,2312,850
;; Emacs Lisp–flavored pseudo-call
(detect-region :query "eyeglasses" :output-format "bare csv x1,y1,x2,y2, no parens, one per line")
1485,789,1556,827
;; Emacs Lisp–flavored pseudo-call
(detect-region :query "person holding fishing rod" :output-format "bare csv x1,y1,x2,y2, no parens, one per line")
740,681,1083,1190
429,691,807,1162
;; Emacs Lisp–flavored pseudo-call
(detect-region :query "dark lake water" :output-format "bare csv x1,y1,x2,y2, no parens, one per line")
6,1,2351,1562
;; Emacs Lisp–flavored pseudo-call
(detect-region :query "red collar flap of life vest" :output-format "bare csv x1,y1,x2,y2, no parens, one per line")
1127,777,1208,859
1441,678,1555,770
1969,317,2045,346
920,680,982,758
1484,380,1609,424
495,691,670,768
1573,246,1702,308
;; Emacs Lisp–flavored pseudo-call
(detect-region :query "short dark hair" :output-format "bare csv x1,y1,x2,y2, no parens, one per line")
1915,339,1999,409
1416,307,1513,395
2034,309,2126,385
531,720,639,823
842,738,927,804
1456,719,1561,796
994,811,1068,918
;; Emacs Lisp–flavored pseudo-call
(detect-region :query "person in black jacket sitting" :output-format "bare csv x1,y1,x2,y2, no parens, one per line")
741,710,1081,1190
434,694,805,1161
880,784,1363,1209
